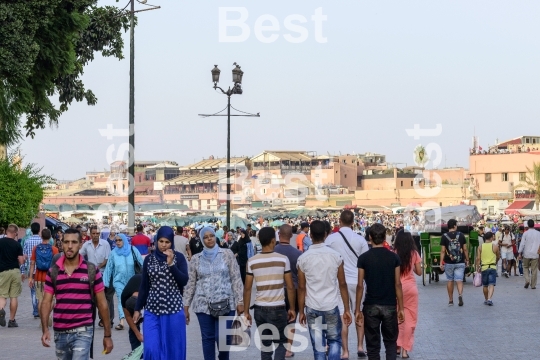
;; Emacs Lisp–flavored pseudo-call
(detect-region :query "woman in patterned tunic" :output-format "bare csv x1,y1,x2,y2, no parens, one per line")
133,226,189,359
184,226,244,360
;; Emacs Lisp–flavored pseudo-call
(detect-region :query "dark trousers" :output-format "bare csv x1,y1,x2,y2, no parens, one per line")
239,265,246,285
128,324,141,350
254,305,288,360
363,305,399,360
196,310,235,360
100,286,115,324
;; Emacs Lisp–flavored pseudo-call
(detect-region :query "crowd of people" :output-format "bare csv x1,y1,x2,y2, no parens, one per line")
1,210,540,360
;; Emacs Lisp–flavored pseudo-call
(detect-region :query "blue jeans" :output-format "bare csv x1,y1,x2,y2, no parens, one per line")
519,259,523,275
444,263,465,282
196,311,235,360
54,328,93,360
306,306,342,360
30,284,38,317
481,269,497,286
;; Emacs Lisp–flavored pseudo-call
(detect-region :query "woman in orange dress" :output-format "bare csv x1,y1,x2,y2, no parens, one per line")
394,230,422,358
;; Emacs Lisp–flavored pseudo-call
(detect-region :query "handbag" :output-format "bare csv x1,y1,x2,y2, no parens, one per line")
131,248,142,274
473,271,482,287
230,315,251,346
208,299,230,318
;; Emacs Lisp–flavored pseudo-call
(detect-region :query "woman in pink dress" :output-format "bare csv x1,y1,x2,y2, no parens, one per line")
394,230,422,358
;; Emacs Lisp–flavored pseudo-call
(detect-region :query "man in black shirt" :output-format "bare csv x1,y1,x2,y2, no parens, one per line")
355,223,404,360
121,274,143,351
0,224,25,328
440,219,469,306
189,229,203,256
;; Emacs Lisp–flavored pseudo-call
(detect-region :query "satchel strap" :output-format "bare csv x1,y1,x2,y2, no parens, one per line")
338,231,359,259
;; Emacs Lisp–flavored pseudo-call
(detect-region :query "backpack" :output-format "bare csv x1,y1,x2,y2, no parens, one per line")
36,244,54,271
444,232,463,263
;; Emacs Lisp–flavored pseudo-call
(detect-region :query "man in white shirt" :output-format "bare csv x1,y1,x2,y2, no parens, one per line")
325,210,370,358
518,220,540,289
297,220,352,359
500,226,514,277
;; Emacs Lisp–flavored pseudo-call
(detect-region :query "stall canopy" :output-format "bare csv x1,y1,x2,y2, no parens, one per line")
504,201,535,215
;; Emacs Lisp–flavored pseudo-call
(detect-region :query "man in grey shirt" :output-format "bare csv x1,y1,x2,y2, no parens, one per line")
518,220,540,289
174,226,191,261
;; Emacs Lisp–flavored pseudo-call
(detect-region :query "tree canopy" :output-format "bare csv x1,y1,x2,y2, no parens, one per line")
0,0,130,148
519,162,540,210
0,149,53,227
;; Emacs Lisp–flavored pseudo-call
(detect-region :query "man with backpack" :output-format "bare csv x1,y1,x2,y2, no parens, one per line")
440,219,470,307
28,229,59,326
23,222,43,319
40,228,114,358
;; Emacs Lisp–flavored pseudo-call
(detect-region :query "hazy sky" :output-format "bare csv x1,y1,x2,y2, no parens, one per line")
18,0,540,180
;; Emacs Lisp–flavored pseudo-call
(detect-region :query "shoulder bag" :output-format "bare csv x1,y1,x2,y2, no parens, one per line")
131,248,142,274
338,231,359,259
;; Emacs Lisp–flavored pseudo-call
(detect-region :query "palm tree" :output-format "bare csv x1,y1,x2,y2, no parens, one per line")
414,145,429,168
518,162,540,210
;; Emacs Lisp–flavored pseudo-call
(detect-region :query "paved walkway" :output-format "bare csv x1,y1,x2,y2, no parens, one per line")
2,272,539,359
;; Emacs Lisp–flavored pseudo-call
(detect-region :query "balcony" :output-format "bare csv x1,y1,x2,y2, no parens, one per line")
163,188,217,194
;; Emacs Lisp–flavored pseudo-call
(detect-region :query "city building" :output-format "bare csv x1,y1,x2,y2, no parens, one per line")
469,139,540,214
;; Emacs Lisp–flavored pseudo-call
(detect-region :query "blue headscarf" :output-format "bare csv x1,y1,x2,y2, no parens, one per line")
113,233,131,257
155,226,175,262
20,228,32,246
200,226,219,262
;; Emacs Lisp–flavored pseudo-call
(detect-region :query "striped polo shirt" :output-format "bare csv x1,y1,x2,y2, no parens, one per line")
246,252,291,306
44,255,104,331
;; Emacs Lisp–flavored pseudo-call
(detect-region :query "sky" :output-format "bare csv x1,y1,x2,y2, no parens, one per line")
17,0,540,180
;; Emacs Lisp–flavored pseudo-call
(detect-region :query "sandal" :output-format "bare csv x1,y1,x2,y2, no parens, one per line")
98,320,104,327
115,324,124,330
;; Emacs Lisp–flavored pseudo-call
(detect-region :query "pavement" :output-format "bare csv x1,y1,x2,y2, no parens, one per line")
2,270,540,359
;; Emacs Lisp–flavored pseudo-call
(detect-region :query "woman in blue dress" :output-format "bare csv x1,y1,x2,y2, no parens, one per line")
103,233,143,330
134,226,189,359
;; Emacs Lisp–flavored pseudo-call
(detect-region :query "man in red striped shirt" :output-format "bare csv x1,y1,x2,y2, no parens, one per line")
39,228,114,359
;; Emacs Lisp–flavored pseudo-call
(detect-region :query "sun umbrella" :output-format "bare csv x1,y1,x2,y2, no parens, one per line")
224,215,252,229
270,220,284,227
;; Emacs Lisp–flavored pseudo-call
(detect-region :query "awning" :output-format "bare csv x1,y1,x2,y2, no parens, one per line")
504,200,535,215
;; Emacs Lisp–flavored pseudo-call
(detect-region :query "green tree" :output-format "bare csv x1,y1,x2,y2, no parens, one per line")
0,0,130,157
517,162,540,210
0,150,53,227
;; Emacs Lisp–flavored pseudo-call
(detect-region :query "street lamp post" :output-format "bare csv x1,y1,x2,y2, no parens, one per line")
213,65,242,230
126,0,160,235
200,64,259,229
